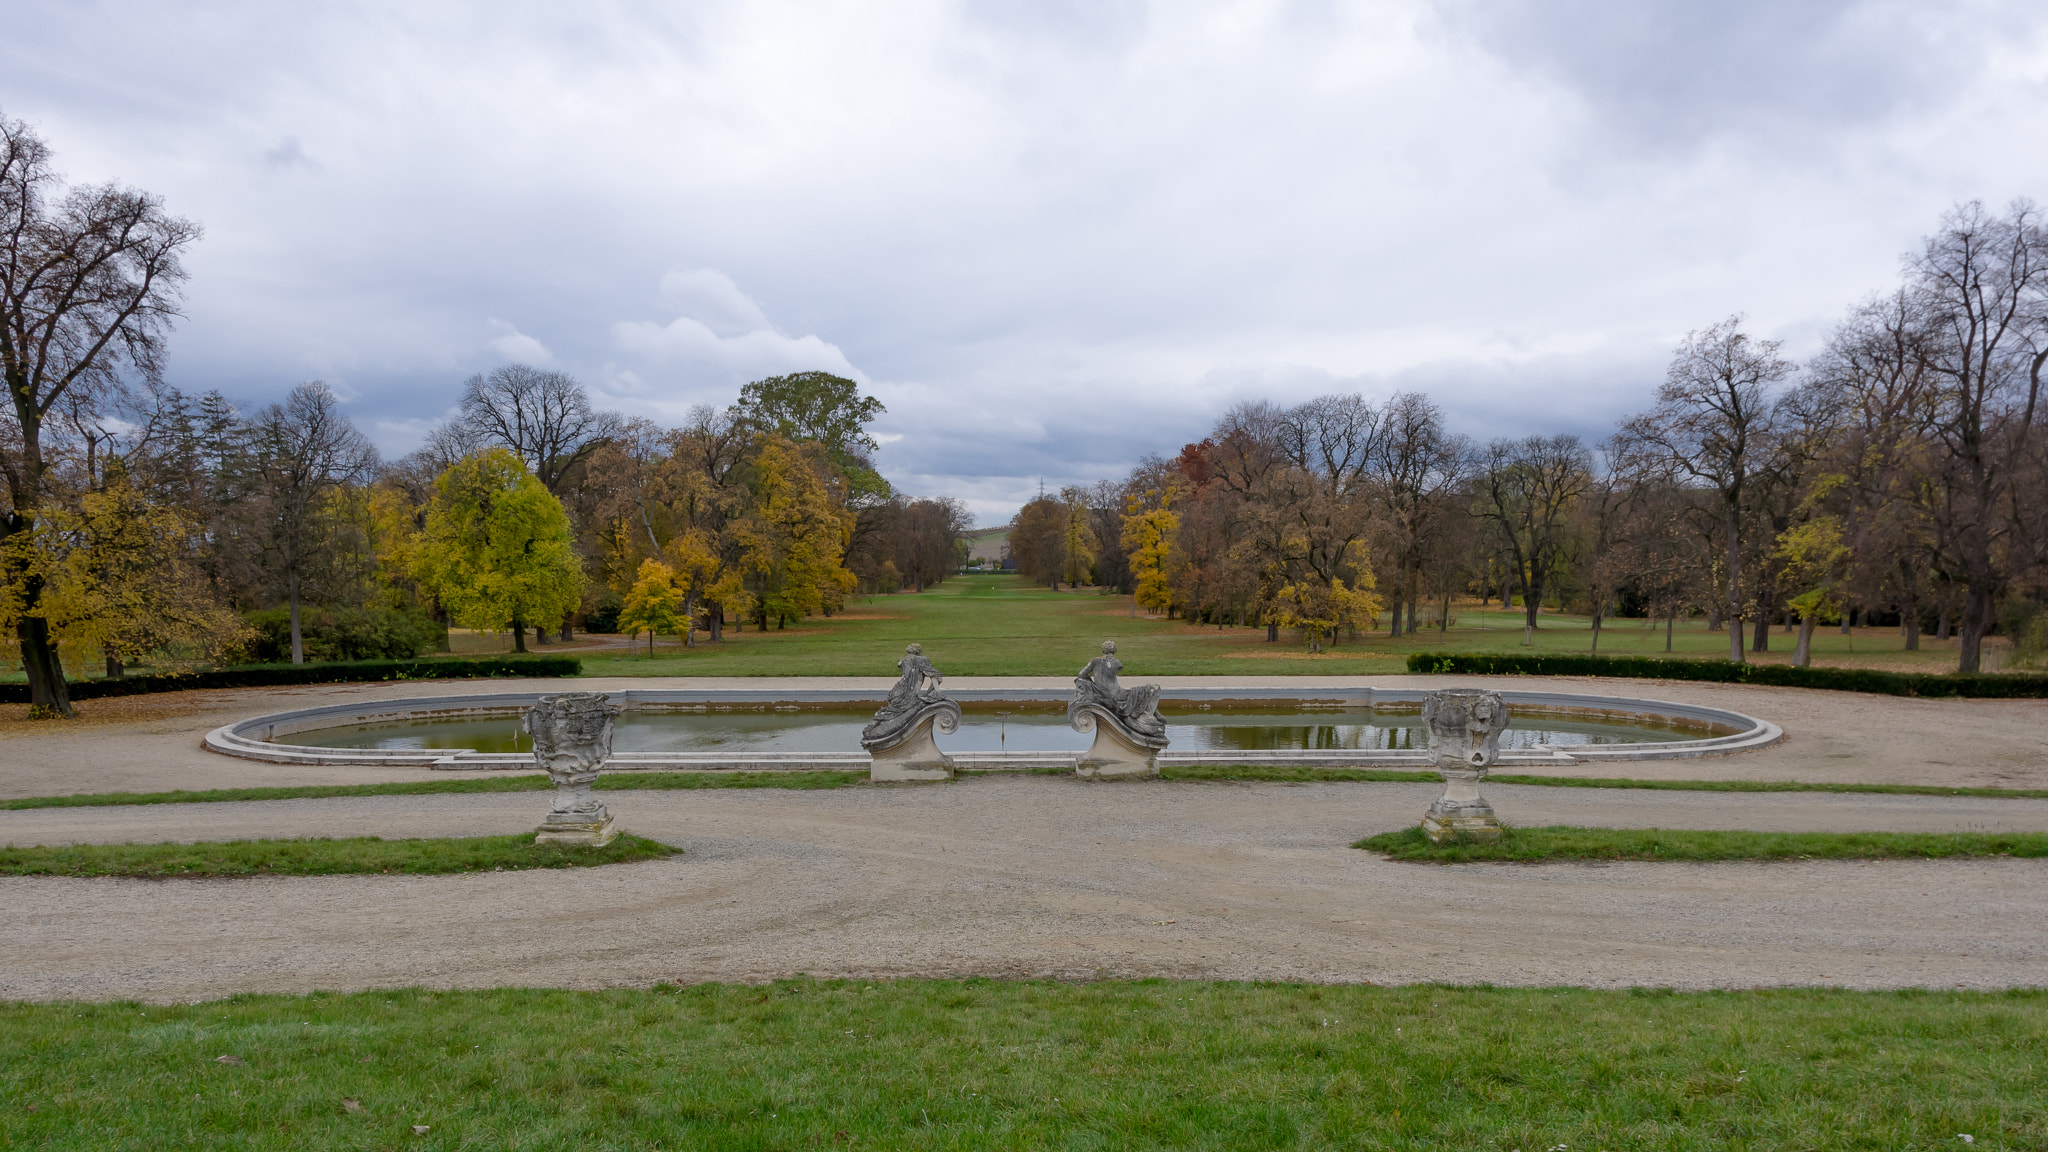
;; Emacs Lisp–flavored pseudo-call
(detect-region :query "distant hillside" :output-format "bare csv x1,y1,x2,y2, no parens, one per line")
963,527,1008,563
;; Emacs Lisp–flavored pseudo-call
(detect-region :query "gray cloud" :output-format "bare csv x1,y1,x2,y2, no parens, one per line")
4,0,2044,522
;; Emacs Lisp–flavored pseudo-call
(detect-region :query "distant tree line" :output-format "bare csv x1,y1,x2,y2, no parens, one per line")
0,112,965,715
1008,200,2048,674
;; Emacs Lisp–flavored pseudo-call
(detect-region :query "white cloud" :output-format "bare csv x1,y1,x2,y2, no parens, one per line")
486,319,552,364
610,268,863,387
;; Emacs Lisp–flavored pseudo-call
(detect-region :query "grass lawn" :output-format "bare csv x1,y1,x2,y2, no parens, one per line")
573,574,1990,678
1,981,2040,1149
10,770,2048,812
1358,825,2048,864
0,834,675,878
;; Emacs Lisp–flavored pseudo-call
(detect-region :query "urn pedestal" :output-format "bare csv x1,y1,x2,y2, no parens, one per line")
1419,689,1508,844
524,692,621,846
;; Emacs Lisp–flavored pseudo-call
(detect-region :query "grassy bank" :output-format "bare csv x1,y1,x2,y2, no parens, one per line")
1358,825,2048,864
0,981,2040,1149
571,574,1985,678
0,834,675,878
11,768,2047,812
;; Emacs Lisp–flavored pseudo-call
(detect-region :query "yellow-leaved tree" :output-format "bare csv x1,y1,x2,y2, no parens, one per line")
617,558,684,655
24,474,252,676
1774,516,1852,668
745,437,856,630
410,449,583,653
1120,492,1178,617
1272,574,1381,653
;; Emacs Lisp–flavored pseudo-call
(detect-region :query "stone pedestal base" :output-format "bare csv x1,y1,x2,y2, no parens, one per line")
1073,715,1161,779
535,811,617,846
1421,798,1501,843
868,718,956,782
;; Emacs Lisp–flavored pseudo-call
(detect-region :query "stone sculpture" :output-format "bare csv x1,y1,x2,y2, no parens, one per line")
1068,641,1168,778
1419,688,1509,842
862,644,961,782
525,691,621,845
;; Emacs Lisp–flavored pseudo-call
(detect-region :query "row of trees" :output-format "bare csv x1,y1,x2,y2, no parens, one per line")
0,112,965,715
1010,201,2048,673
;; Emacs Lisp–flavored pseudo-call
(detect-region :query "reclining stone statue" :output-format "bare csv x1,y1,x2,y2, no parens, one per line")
525,691,622,845
1068,641,1168,778
862,643,961,782
1419,688,1509,842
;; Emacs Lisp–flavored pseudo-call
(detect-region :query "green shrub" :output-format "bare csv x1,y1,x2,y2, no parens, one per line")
245,603,446,663
1,656,580,704
1405,651,2048,697
582,590,624,635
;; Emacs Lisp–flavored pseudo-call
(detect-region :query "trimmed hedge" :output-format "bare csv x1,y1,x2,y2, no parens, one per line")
1404,651,2048,698
1,656,581,705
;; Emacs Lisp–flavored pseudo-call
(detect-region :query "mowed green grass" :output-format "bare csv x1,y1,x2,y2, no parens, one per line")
1358,825,2048,864
575,574,1978,678
2,981,2040,1150
0,834,675,877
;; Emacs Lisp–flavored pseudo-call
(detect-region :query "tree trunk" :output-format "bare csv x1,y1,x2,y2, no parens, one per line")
16,616,71,717
288,569,305,665
1751,611,1769,653
1794,614,1816,667
560,620,573,642
1665,607,1676,652
1839,609,1851,634
106,654,123,679
512,618,527,653
682,593,697,648
1590,597,1605,653
709,605,723,642
1266,622,1278,642
1937,607,1951,641
1725,507,1744,664
1958,584,1993,673
1904,608,1920,651
534,624,550,645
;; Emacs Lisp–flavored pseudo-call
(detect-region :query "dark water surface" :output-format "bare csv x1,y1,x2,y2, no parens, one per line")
283,707,1696,755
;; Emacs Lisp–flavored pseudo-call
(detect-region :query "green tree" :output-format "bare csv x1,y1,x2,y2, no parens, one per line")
411,449,583,653
736,372,890,502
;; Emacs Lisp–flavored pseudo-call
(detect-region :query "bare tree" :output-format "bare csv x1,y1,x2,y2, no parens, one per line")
456,364,619,495
1905,201,2048,671
252,382,377,664
1369,391,1468,636
0,112,201,714
1625,317,1794,663
1471,435,1594,645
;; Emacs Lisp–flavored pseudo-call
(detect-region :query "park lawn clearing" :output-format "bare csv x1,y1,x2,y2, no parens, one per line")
0,981,2041,1150
0,833,676,878
1358,824,2048,864
568,573,1978,678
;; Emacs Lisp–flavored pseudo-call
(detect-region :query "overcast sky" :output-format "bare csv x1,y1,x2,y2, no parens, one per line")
7,0,2046,522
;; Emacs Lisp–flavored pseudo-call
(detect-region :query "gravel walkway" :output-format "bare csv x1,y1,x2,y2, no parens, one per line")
3,777,2042,1001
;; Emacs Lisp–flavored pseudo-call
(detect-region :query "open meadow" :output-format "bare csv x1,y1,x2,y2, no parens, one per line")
559,574,1995,679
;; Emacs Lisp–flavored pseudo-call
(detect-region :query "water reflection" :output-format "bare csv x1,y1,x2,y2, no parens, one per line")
286,707,1692,755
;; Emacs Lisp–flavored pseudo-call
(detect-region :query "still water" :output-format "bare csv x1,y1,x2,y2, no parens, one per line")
282,706,1695,755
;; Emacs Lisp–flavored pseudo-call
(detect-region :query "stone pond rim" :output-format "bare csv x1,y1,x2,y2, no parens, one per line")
203,686,1784,773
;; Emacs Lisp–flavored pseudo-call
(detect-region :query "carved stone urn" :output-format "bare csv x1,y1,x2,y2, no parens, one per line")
1069,641,1169,779
525,692,621,845
1419,688,1509,843
862,644,961,782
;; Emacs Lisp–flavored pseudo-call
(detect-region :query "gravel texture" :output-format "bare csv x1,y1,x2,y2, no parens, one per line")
2,777,2043,1002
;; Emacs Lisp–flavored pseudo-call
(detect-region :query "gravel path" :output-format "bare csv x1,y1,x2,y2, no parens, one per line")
3,777,2042,1001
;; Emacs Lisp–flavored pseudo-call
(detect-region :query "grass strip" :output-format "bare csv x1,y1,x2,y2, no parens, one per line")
0,833,676,878
1162,764,1442,783
0,770,868,811
1,981,2041,1149
1486,773,2048,800
1357,824,2048,864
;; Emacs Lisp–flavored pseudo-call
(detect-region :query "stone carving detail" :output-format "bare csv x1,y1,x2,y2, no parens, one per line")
863,644,960,782
1420,688,1509,842
1069,641,1168,778
525,692,621,845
